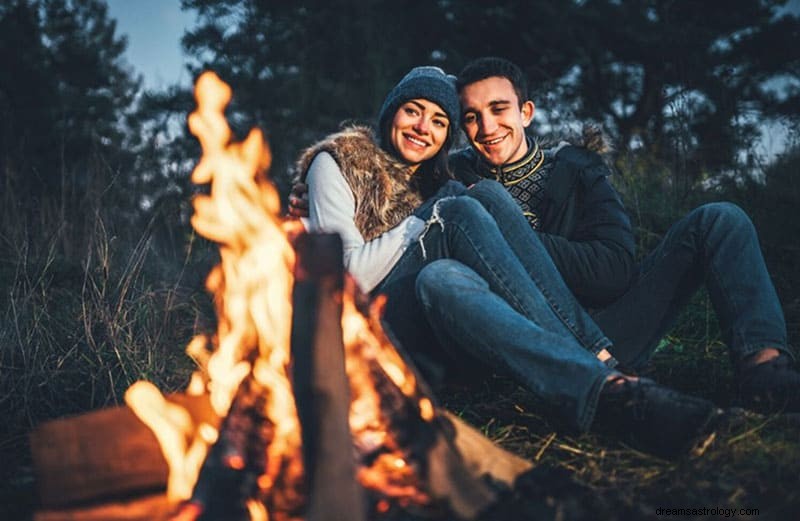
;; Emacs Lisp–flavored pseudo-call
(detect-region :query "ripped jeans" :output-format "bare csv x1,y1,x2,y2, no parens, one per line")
375,180,615,431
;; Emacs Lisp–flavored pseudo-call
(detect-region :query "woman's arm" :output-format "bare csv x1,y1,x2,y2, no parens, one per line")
305,152,424,292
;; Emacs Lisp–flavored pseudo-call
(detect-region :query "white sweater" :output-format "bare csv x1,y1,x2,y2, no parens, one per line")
304,152,425,292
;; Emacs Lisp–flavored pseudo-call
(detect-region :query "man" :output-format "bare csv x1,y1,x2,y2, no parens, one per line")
441,57,798,418
289,58,797,457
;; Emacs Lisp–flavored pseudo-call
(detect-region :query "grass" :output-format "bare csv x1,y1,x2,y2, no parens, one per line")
1,164,798,520
439,293,800,520
440,373,800,520
0,182,210,520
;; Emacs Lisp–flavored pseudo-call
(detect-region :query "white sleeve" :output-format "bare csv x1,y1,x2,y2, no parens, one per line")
305,152,425,292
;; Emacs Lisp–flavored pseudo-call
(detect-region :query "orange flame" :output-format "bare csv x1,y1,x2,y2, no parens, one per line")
127,71,437,518
127,71,304,509
342,283,434,507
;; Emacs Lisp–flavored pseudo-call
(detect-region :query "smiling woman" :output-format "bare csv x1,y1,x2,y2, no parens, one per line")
294,66,459,293
389,99,451,170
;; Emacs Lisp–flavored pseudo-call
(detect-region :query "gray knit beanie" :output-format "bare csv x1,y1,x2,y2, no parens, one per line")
377,66,459,143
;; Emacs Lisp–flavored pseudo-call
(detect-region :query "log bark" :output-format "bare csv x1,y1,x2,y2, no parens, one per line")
32,493,174,521
291,232,366,521
30,394,216,508
443,411,533,487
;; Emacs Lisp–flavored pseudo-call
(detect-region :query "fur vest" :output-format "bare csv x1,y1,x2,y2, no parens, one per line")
295,126,424,242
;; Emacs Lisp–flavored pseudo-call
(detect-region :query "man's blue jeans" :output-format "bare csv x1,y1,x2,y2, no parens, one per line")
376,180,615,432
590,202,789,368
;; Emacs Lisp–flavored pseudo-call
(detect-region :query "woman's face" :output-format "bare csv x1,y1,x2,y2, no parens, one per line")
389,98,450,171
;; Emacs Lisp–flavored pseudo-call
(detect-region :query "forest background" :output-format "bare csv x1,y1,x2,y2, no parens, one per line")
2,1,800,519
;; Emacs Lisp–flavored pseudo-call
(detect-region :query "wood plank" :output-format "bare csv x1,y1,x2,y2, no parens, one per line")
291,232,366,521
33,493,174,521
443,411,533,487
30,394,216,508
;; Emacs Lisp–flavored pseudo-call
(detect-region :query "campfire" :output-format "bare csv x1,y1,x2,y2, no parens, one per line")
29,72,532,521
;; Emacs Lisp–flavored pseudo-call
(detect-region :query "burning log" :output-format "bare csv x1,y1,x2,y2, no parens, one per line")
33,493,174,521
442,412,532,489
30,393,216,509
29,71,535,521
290,232,365,521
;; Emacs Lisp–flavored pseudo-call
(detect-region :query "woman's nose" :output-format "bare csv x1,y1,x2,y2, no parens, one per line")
413,117,430,134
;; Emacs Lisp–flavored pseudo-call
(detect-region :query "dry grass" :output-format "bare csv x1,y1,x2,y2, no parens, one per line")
440,299,800,521
2,154,798,519
0,178,209,520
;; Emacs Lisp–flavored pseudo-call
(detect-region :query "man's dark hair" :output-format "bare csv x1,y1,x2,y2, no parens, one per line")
456,57,528,107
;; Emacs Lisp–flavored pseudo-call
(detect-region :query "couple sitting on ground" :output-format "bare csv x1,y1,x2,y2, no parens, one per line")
289,57,800,458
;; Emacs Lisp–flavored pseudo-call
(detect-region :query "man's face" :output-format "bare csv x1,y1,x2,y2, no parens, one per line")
459,76,535,166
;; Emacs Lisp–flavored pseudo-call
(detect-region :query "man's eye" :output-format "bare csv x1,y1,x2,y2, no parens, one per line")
463,114,476,124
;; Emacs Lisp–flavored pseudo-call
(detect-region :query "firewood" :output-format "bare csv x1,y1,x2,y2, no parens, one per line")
30,394,216,508
32,493,174,521
442,411,533,487
291,232,366,521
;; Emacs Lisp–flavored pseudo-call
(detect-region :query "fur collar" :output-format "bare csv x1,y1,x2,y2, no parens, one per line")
295,126,424,242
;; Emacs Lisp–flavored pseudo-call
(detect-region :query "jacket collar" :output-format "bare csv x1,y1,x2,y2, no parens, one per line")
475,137,545,181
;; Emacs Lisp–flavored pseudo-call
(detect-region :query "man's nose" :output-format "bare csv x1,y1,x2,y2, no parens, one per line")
478,114,497,136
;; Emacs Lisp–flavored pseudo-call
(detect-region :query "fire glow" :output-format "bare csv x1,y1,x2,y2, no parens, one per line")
125,71,435,519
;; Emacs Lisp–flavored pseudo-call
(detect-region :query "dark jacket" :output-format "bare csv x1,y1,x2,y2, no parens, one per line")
449,145,636,308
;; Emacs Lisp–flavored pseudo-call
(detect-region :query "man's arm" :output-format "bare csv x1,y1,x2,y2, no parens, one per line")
288,181,309,218
538,154,636,308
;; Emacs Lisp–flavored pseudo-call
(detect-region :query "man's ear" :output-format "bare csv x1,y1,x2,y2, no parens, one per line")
521,101,535,127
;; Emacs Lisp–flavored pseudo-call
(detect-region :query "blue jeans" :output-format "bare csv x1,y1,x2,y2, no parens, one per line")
375,180,615,432
591,202,790,368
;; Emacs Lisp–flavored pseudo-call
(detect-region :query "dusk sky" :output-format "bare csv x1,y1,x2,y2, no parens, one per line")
107,1,800,92
106,0,799,159
106,0,196,91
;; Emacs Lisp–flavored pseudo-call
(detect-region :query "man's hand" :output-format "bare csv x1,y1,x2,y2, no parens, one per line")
287,181,309,218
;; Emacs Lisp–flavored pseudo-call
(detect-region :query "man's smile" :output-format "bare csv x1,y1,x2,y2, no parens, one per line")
480,133,509,147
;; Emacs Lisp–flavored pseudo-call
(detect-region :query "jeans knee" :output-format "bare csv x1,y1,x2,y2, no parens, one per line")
696,202,754,235
437,195,489,224
468,179,512,206
472,179,506,197
415,260,483,308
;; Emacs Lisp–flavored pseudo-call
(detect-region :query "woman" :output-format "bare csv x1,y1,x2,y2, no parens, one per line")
295,66,460,293
295,66,719,457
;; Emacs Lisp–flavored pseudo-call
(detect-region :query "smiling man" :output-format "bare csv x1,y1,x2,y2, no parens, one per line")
436,57,799,425
459,75,534,166
449,57,635,308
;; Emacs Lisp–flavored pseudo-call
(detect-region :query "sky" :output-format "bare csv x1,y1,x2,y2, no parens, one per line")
107,0,798,161
107,0,800,93
106,0,196,91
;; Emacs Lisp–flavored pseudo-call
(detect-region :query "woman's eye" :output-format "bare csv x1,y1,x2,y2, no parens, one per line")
405,107,418,116
433,119,447,128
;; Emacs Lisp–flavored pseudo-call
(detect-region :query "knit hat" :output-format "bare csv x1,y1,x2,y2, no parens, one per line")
377,66,459,142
